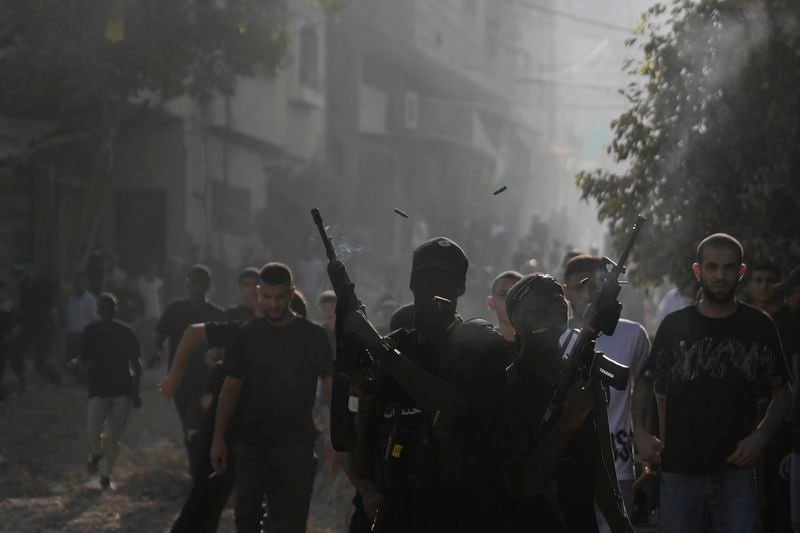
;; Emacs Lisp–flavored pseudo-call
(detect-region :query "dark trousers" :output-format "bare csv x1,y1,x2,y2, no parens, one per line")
10,326,60,384
234,442,318,533
171,438,236,533
349,492,371,533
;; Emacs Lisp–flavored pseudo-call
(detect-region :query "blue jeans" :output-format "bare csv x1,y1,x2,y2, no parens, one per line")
659,468,758,533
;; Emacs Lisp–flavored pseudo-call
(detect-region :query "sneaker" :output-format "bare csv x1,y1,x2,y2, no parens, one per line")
86,453,102,475
100,476,111,490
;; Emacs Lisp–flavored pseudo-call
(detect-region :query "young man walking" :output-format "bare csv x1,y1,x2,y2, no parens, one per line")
74,293,142,489
632,233,791,533
154,265,224,452
211,263,333,533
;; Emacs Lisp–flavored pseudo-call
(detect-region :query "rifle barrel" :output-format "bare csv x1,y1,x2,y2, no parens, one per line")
611,215,646,278
311,208,337,261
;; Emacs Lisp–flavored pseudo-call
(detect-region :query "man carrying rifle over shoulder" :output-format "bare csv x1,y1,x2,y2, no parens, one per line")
343,237,509,533
502,274,634,533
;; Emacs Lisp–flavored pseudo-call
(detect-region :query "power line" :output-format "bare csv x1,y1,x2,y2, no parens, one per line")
512,0,635,33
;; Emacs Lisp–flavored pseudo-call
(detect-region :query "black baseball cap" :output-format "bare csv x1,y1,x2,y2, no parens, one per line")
773,266,800,292
409,237,468,295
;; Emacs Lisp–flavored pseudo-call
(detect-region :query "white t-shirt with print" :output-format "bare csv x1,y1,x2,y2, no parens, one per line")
596,319,651,481
560,321,651,480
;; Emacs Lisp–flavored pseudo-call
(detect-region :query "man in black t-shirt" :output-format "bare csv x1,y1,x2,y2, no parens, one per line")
747,261,798,533
161,319,244,533
211,263,333,533
773,265,800,532
73,293,142,489
632,233,791,533
154,265,224,447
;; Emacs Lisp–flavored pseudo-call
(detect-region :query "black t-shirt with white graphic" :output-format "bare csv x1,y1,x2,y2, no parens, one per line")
224,316,333,449
642,302,789,474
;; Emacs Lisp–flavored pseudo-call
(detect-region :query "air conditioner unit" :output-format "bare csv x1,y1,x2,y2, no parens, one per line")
404,91,419,130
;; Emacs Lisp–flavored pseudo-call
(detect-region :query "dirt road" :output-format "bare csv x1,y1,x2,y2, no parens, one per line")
0,369,353,533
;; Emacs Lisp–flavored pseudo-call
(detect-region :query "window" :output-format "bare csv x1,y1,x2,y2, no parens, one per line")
299,25,319,90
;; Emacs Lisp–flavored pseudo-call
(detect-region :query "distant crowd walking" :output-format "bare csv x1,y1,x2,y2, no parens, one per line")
0,231,798,533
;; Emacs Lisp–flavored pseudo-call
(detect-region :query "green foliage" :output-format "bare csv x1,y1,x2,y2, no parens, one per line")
576,0,800,286
0,0,289,120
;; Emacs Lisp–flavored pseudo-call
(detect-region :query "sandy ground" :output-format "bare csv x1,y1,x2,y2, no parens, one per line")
0,367,354,533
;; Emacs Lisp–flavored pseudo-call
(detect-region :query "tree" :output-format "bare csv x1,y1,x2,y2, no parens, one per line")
576,0,800,286
0,0,289,269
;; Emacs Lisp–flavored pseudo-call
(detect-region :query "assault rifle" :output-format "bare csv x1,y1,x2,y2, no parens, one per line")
311,208,373,451
536,215,647,437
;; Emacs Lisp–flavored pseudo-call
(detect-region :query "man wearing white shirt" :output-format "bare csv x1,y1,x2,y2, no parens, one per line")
65,272,99,371
563,255,651,532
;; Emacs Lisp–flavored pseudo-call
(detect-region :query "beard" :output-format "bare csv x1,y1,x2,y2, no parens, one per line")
700,278,738,304
265,307,289,323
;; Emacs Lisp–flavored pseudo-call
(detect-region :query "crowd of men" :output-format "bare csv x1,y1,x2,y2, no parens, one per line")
0,231,798,533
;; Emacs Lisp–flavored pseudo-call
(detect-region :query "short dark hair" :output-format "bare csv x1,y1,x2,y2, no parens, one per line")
696,233,743,264
98,292,118,308
564,255,604,284
291,289,308,318
238,267,260,285
259,262,292,285
491,270,523,295
187,264,211,281
749,261,781,279
318,290,337,306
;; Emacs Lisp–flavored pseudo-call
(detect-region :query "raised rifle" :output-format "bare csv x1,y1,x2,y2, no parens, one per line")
536,215,647,437
311,208,373,451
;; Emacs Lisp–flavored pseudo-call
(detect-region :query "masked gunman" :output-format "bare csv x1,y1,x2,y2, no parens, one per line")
344,237,509,533
502,274,634,533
